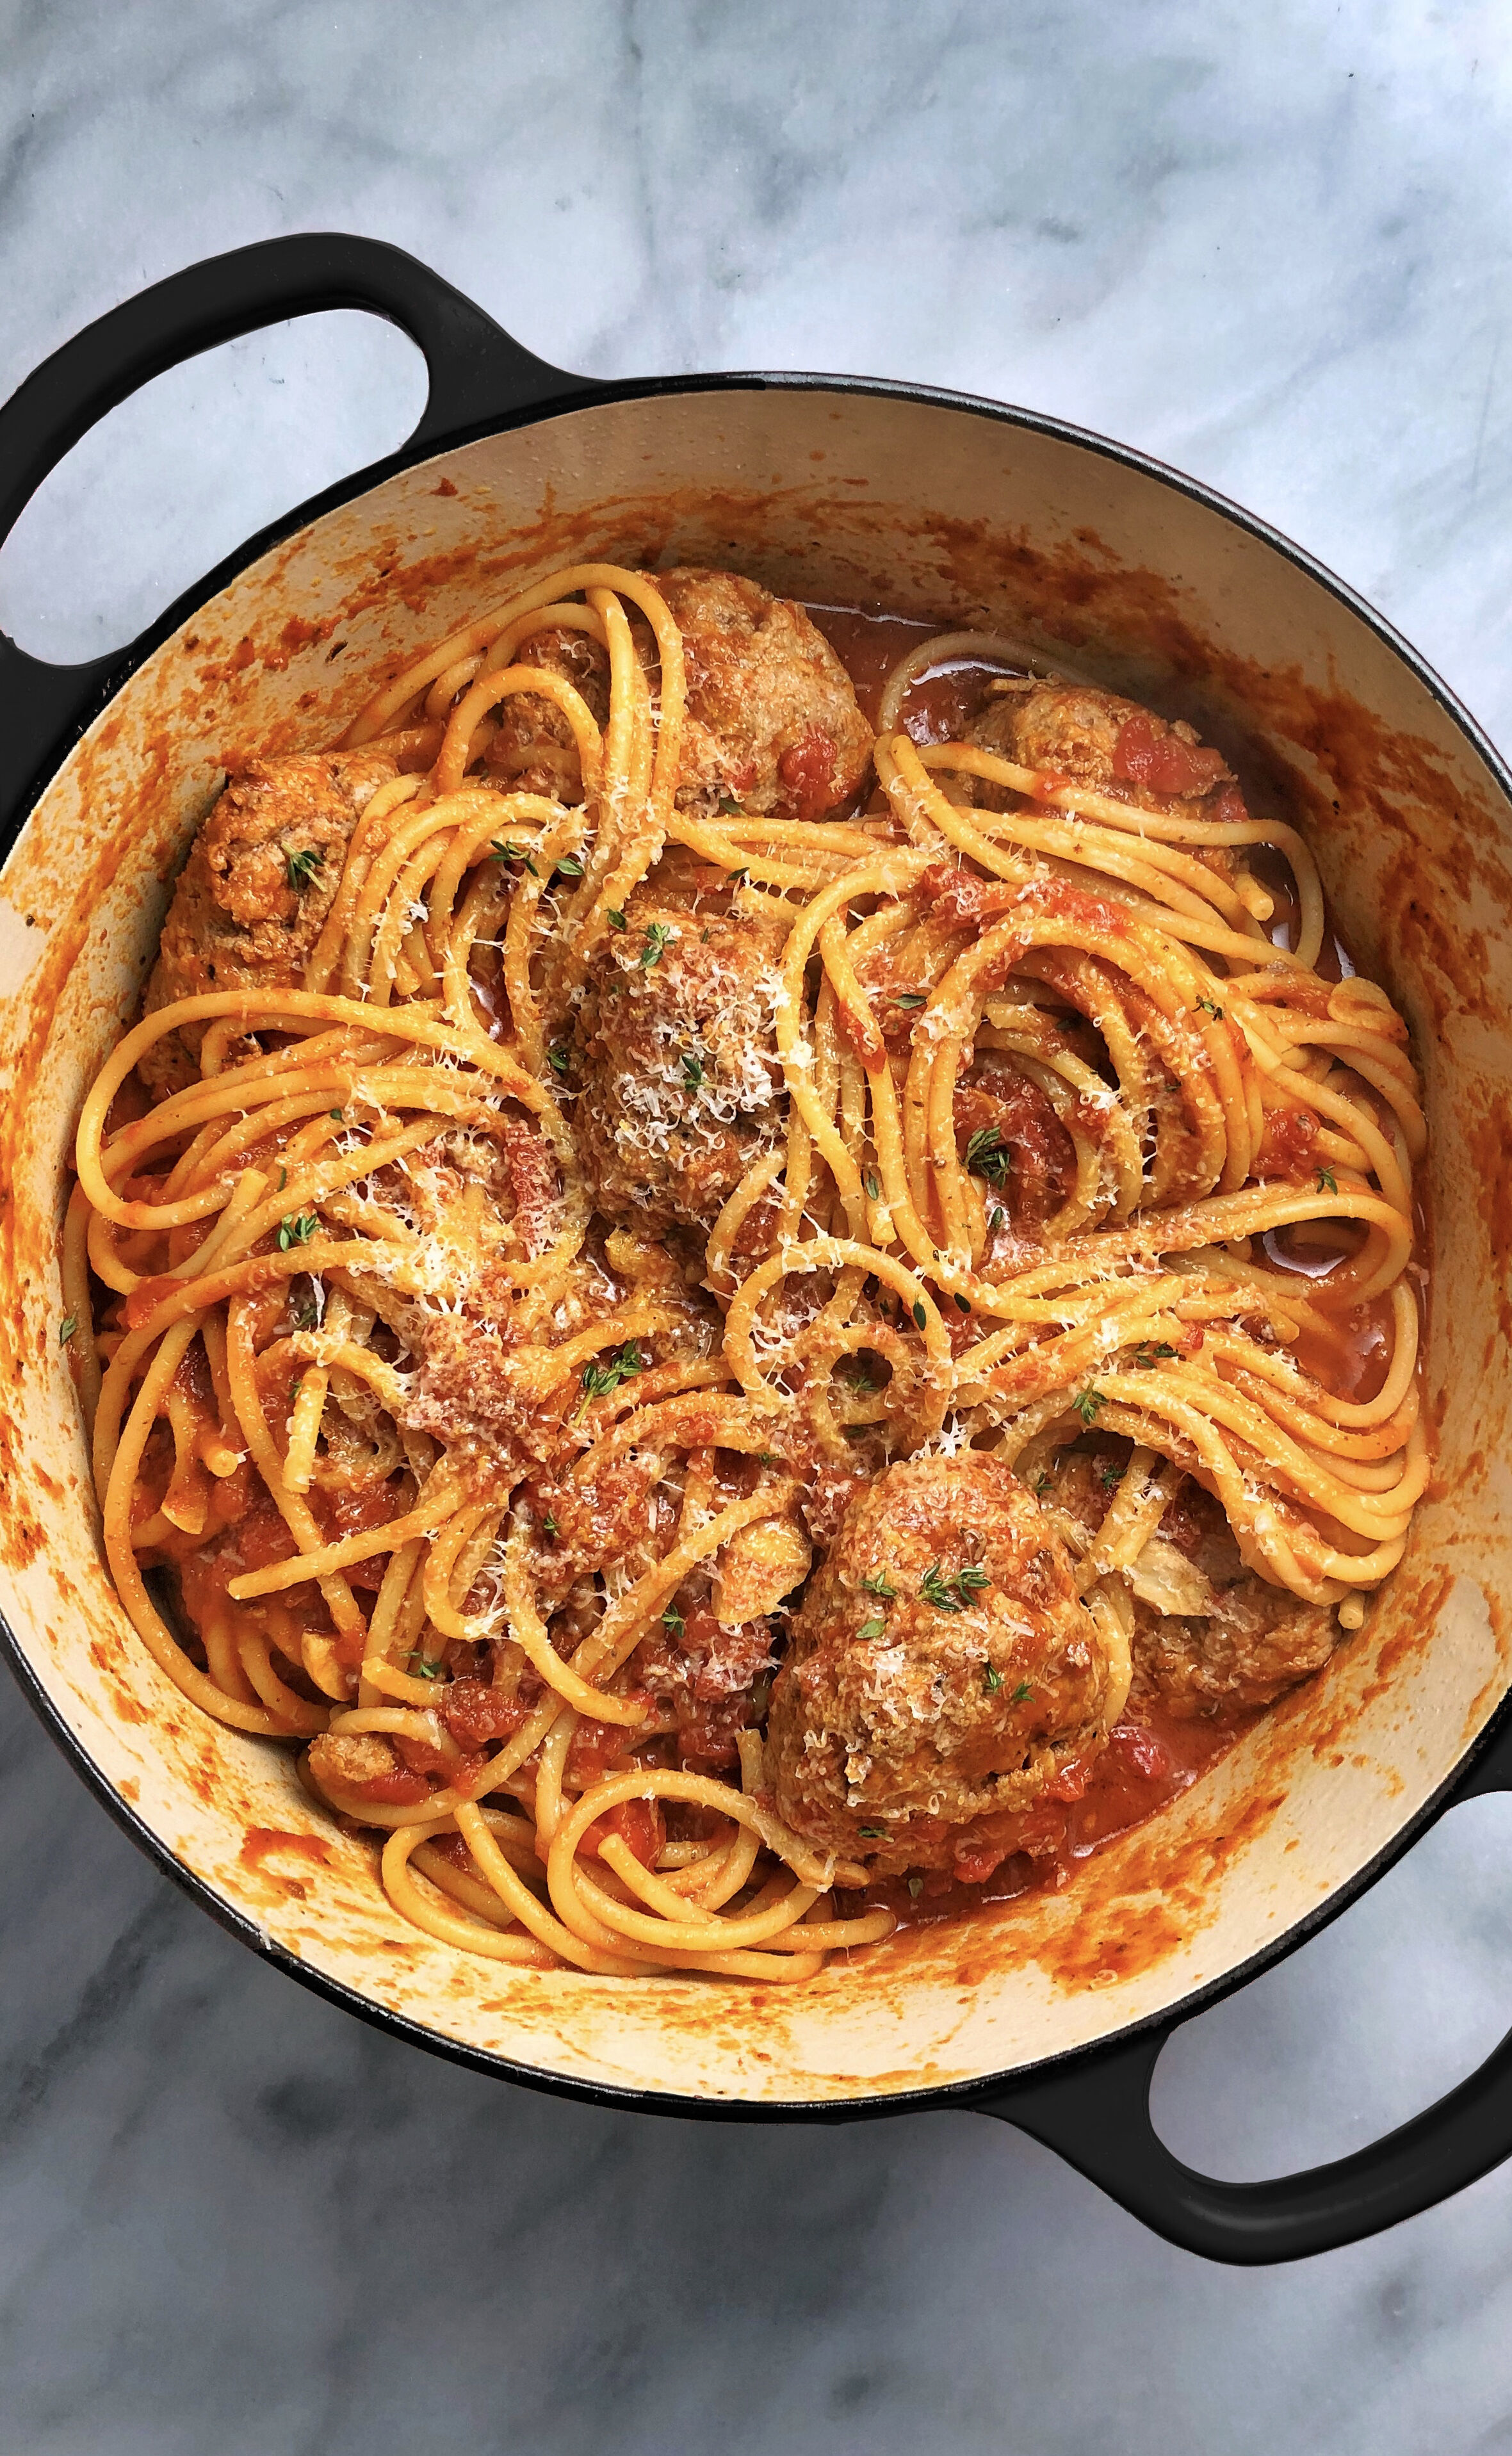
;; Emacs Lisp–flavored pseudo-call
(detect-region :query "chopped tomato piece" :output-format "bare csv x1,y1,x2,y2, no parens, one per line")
1113,711,1228,799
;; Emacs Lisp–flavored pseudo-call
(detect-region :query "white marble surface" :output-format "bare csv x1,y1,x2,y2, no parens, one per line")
4,1,1512,2446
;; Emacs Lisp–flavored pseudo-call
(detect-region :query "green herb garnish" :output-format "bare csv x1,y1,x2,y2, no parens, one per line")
58,1315,77,1345
858,1826,884,1839
865,1170,881,1201
857,1618,888,1642
895,992,927,1010
277,1212,319,1250
983,1665,1004,1693
578,1339,644,1412
907,1875,925,1900
1073,1387,1107,1426
329,1107,344,1121
920,1561,993,1614
989,1205,1007,1233
607,908,628,931
682,1052,704,1091
1196,995,1224,1020
861,1573,897,1600
954,1292,971,1313
546,1045,570,1078
964,1126,1011,1187
1134,1340,1178,1368
491,838,539,875
912,1299,927,1330
1010,1680,1034,1704
1317,1164,1338,1194
286,845,325,892
407,1652,444,1680
661,1602,685,1639
542,1513,558,1538
554,854,585,878
639,922,674,968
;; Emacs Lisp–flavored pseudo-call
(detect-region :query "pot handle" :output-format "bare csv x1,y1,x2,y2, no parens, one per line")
970,1700,1512,2264
0,232,592,840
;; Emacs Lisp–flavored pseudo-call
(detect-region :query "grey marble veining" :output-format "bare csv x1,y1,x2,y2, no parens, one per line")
4,2,1512,2448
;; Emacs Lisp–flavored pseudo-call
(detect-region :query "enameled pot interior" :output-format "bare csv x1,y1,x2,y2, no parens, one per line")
1,384,1508,2105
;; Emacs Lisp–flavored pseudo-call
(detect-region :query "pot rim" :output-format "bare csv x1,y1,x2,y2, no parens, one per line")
3,359,1509,2119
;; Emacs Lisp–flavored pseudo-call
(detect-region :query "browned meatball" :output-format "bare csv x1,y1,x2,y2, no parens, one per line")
141,747,397,1093
1046,1445,1339,1719
657,568,874,819
1129,1474,1339,1717
573,899,786,1233
767,1454,1120,1873
968,679,1235,809
482,622,613,801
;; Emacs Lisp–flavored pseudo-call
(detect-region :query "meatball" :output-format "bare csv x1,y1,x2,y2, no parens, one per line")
141,747,398,1094
656,568,874,820
968,678,1235,809
767,1454,1120,1873
1046,1446,1339,1719
573,899,786,1233
482,622,613,801
1128,1474,1339,1717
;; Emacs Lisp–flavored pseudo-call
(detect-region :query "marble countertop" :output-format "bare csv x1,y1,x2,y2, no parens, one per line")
4,3,1512,2448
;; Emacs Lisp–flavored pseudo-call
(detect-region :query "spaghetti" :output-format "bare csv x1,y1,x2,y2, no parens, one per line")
68,564,1426,1980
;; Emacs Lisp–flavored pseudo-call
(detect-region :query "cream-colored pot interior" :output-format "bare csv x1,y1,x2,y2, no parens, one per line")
2,386,1509,2106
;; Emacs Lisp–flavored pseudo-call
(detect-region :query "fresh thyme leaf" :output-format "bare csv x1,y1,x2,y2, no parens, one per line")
491,838,539,875
726,866,749,886
857,1618,888,1642
964,1126,1011,1187
757,1451,777,1464
554,854,585,877
1134,1340,1180,1367
1317,1164,1338,1194
542,1513,558,1538
717,795,744,817
277,1167,288,1192
546,1044,570,1078
277,1212,319,1251
983,1665,1004,1693
1099,1459,1123,1490
1073,1387,1107,1426
286,845,325,891
1010,1679,1034,1704
864,1169,882,1201
407,1652,444,1680
639,922,674,968
912,1299,927,1330
919,1561,992,1613
607,908,628,931
682,1051,704,1090
578,1339,644,1410
1034,1470,1052,1494
954,1292,971,1313
989,1205,1007,1233
1196,995,1224,1020
329,1107,344,1121
58,1314,77,1345
861,1573,897,1599
858,1826,885,1839
660,1602,685,1639
895,992,927,1009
